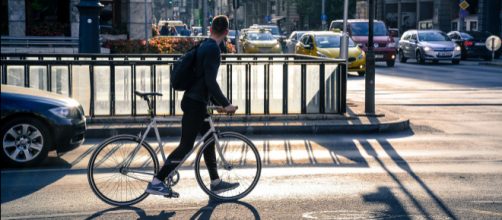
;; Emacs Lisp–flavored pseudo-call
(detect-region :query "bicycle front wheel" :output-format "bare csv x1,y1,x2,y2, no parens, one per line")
195,132,261,201
87,134,159,206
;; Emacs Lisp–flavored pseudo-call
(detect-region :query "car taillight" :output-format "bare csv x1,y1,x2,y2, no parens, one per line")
464,41,473,47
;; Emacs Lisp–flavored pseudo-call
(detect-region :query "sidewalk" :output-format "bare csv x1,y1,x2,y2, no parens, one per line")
85,101,409,138
478,57,502,67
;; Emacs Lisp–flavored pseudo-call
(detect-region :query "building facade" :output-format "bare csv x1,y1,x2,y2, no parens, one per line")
2,0,152,40
357,0,501,36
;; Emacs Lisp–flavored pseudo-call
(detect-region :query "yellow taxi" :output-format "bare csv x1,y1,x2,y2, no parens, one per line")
295,31,366,76
240,29,282,53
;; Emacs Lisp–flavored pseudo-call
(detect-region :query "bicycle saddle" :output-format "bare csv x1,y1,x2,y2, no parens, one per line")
134,90,163,97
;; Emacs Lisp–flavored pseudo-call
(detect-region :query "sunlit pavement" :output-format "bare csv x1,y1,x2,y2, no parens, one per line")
2,59,502,219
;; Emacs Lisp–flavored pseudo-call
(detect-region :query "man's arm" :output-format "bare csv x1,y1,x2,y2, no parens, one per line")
203,45,230,107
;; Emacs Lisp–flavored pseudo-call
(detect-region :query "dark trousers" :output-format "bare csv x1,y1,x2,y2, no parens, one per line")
156,97,219,181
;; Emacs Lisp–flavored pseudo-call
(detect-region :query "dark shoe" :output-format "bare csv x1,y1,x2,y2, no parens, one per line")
146,181,177,197
210,180,240,194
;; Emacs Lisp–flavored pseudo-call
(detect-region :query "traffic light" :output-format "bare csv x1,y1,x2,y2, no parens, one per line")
233,0,240,10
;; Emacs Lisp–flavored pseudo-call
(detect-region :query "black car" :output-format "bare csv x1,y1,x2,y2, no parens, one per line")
1,85,86,166
447,31,493,60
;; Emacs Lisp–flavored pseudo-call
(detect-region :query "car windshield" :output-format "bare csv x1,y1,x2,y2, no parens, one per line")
315,35,355,48
253,26,280,35
460,33,473,39
418,31,450,41
466,31,491,40
247,32,275,41
350,22,388,36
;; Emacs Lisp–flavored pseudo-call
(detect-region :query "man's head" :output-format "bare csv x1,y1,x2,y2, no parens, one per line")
210,15,229,39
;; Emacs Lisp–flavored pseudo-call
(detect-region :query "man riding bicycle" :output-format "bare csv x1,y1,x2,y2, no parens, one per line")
146,15,239,196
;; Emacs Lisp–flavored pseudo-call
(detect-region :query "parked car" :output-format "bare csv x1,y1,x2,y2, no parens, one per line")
398,30,461,64
295,31,366,76
191,26,202,36
1,85,86,166
329,19,396,67
240,29,282,53
285,31,307,53
249,24,286,41
447,31,493,60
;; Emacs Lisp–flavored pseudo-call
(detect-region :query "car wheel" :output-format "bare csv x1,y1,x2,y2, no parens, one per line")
452,59,460,65
416,51,425,64
399,50,407,63
1,117,51,167
357,71,366,76
386,60,395,67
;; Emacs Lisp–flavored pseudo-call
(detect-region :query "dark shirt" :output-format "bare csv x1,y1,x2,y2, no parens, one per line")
184,38,230,107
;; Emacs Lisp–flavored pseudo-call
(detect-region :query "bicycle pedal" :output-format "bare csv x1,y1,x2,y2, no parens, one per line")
164,192,180,198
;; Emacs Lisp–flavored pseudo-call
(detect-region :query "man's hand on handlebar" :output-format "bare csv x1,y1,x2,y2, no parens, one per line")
216,104,238,115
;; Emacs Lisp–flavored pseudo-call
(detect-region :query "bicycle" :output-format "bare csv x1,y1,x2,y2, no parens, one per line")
87,91,262,206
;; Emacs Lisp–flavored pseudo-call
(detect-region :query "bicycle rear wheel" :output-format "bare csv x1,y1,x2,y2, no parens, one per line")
87,134,159,206
194,132,261,201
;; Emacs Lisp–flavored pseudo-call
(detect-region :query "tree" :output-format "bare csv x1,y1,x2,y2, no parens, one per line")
295,0,356,30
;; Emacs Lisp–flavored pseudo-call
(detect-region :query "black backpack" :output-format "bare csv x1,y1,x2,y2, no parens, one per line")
170,42,202,91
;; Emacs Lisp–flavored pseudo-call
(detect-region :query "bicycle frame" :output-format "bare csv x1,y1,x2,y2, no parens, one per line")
123,114,230,180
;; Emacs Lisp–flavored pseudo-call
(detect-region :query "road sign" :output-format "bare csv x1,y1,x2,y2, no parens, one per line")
459,0,469,10
459,9,469,18
486,35,501,52
321,14,327,21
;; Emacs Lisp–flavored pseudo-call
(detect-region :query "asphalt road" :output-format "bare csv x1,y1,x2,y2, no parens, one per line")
2,59,502,220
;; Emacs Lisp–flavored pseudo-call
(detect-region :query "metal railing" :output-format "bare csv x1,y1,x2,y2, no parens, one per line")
1,53,347,117
1,36,79,47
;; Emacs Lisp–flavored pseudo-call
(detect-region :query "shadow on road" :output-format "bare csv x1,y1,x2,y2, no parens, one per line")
0,158,71,204
84,199,260,220
190,199,261,220
358,138,458,220
362,186,411,220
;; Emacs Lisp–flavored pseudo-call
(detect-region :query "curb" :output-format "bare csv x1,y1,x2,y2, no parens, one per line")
478,62,502,67
85,119,410,138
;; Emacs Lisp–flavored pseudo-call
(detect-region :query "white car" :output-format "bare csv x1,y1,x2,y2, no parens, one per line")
285,31,307,53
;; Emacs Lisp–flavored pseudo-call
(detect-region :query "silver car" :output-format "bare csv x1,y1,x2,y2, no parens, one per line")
285,31,307,53
398,30,461,64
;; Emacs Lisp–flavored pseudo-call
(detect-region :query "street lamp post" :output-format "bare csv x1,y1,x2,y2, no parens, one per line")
365,0,376,114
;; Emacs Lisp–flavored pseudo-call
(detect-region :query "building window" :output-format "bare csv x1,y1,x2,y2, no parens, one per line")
100,0,125,34
25,0,70,36
470,21,477,31
1,0,8,35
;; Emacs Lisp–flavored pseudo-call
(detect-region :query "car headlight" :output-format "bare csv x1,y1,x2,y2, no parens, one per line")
387,42,396,48
455,46,461,51
316,51,327,57
423,46,432,52
50,107,73,118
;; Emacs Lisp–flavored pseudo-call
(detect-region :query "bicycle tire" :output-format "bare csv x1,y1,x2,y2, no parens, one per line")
194,132,261,201
87,134,159,206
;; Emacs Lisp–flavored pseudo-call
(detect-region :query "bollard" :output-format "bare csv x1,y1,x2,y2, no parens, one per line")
77,0,103,53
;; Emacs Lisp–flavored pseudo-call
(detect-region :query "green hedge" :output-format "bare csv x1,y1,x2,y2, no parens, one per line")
104,37,236,54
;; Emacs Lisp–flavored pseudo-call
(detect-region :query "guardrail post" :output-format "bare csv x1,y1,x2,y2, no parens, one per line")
265,58,270,114
132,64,137,116
68,64,73,97
1,64,7,84
319,63,325,114
338,63,347,114
24,64,29,88
89,65,95,117
47,64,52,92
110,64,115,116
301,64,307,114
282,62,288,114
